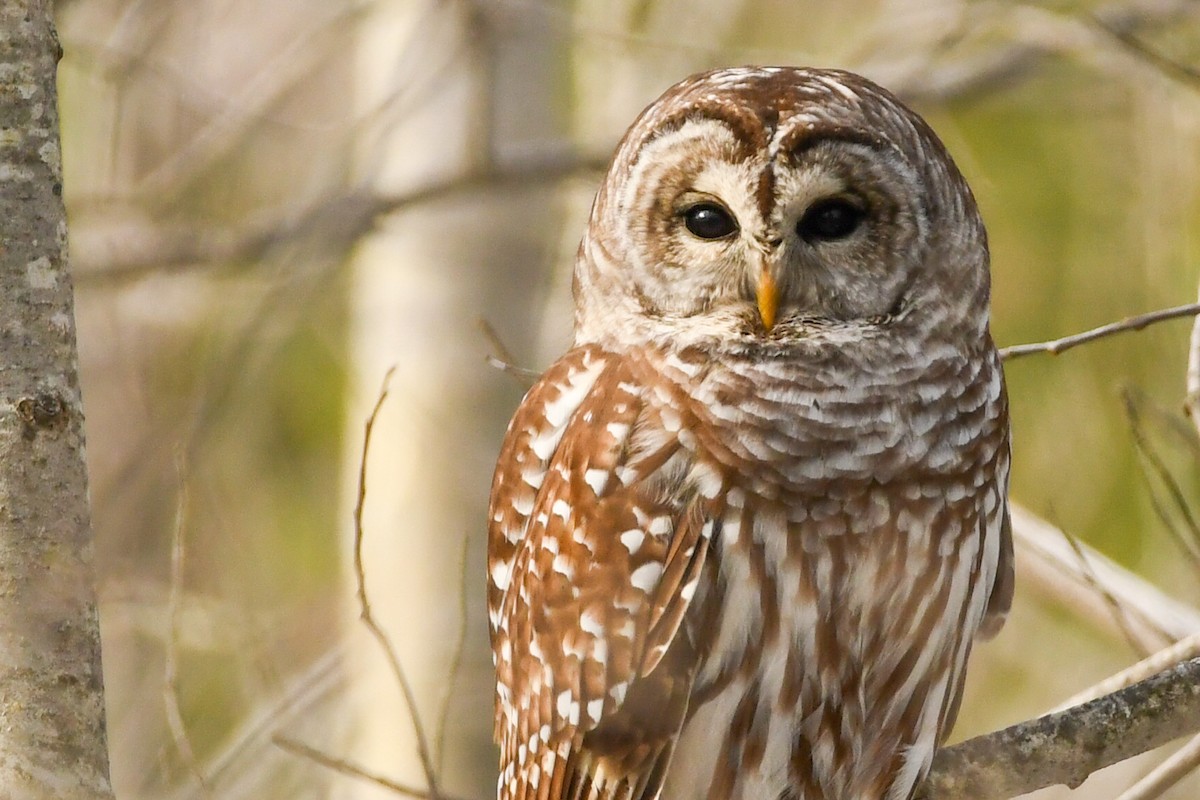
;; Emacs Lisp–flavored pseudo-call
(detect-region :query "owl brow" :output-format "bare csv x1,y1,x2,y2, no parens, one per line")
777,124,887,164
649,106,766,157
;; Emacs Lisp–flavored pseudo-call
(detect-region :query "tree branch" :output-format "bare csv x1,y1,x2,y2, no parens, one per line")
921,655,1200,799
352,367,443,799
1000,302,1200,361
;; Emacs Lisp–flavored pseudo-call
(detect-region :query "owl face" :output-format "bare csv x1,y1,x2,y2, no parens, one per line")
573,67,990,354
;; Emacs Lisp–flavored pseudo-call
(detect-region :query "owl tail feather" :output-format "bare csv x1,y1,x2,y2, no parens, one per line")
499,742,672,800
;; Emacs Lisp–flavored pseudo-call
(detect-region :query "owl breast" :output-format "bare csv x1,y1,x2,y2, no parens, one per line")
638,343,1009,800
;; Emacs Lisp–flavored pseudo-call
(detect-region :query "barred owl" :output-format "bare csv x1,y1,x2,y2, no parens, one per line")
487,67,1012,800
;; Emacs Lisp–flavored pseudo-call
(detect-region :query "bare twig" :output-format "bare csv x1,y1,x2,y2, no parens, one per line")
163,449,211,798
434,534,472,775
353,366,442,799
1000,302,1200,361
1124,392,1200,573
1057,522,1149,658
272,735,472,800
1116,732,1200,800
921,655,1200,799
479,318,541,384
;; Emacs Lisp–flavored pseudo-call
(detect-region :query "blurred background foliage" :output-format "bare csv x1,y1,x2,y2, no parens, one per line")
53,0,1200,798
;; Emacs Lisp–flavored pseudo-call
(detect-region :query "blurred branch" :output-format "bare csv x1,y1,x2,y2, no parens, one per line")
273,735,471,800
1011,504,1200,647
922,655,1200,799
1058,521,1150,658
894,0,1199,102
1116,733,1200,800
163,451,211,798
74,153,607,286
1089,11,1200,90
162,646,345,800
353,367,443,799
130,2,373,201
1124,391,1200,575
1000,302,1200,361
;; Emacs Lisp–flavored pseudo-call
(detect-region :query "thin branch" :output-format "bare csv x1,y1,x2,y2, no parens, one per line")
434,534,472,775
353,366,442,799
1058,522,1149,658
163,448,211,798
1124,391,1200,573
479,318,541,384
1116,732,1200,800
272,735,472,800
1000,302,1200,361
921,655,1200,799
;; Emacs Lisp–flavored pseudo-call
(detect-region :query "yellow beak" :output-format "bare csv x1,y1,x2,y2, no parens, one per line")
757,270,778,332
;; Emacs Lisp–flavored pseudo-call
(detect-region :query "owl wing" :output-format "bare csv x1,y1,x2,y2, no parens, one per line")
488,345,717,800
935,444,1014,744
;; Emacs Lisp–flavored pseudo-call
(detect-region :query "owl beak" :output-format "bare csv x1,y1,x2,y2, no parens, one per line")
756,270,779,332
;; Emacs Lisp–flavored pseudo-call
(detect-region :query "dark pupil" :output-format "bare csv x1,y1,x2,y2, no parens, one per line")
683,204,737,239
798,200,864,241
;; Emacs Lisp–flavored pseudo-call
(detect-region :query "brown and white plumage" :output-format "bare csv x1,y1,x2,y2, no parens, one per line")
487,67,1012,800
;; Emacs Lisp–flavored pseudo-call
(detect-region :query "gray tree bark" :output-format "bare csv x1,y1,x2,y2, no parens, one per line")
0,1,114,797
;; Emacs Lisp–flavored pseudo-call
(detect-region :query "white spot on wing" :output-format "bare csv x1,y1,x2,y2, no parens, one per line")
619,529,645,554
552,552,575,580
583,468,608,496
630,562,663,592
580,609,604,638
490,560,511,591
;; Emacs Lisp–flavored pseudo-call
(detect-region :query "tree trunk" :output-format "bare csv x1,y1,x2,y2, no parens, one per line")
0,0,114,797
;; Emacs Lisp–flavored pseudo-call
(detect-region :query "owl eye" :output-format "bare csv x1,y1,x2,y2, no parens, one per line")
682,203,738,240
797,199,865,242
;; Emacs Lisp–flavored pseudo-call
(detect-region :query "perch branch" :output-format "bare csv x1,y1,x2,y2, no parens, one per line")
920,655,1200,799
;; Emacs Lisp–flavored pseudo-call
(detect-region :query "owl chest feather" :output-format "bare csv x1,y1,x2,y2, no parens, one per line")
488,343,1008,800
634,346,1007,799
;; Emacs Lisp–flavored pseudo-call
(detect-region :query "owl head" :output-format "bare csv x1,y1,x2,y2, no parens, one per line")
572,67,991,359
